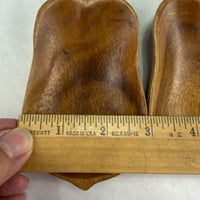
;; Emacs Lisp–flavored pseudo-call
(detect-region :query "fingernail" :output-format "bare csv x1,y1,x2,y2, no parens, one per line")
0,128,33,159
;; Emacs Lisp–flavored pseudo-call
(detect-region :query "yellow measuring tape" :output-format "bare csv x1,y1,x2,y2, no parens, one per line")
18,114,200,174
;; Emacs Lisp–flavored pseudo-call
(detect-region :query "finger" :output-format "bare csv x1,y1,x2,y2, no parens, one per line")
0,174,29,196
0,149,11,185
0,194,26,200
0,120,17,132
5,150,32,185
0,128,33,185
0,149,32,187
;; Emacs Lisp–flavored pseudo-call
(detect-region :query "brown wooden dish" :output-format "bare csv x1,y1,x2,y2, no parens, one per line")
149,0,200,116
22,0,147,190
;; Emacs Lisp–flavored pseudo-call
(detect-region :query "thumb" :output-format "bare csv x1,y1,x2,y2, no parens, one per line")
0,128,33,185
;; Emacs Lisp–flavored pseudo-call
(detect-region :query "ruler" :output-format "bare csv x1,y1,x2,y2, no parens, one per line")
18,114,200,174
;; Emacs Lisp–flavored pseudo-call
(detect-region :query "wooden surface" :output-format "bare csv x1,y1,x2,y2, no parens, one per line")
149,0,200,116
19,115,200,174
22,0,147,190
20,137,200,174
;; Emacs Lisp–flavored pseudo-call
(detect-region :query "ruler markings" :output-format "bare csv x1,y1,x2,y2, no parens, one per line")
175,117,178,124
192,117,194,125
72,115,75,128
181,117,183,124
95,115,97,127
196,117,199,137
147,116,150,124
106,116,108,136
169,117,172,124
172,117,176,132
150,117,154,136
18,115,200,140
117,116,119,128
19,113,200,173
178,117,181,127
40,115,42,130
81,115,83,124
26,115,28,121
156,117,159,127
186,117,189,125
136,116,138,125
62,115,64,135
84,115,86,130
158,116,161,124
45,115,48,125
154,116,156,126
51,115,53,128
67,115,69,125
34,115,36,125
167,117,169,127
28,116,31,127
184,117,187,129
161,117,164,129
56,115,59,125
112,115,114,126
164,116,167,124
125,116,127,124
31,115,34,122
189,117,192,127
144,116,146,125
139,117,141,129
78,115,81,126
142,116,144,124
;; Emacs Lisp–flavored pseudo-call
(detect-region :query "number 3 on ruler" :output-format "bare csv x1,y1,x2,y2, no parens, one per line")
145,127,151,136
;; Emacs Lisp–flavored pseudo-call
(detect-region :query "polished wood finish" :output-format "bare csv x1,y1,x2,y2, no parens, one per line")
149,0,200,116
22,0,147,190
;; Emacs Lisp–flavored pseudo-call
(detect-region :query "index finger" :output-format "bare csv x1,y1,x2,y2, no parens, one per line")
0,119,17,131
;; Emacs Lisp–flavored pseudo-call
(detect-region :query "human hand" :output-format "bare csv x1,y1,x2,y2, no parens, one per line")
0,119,33,200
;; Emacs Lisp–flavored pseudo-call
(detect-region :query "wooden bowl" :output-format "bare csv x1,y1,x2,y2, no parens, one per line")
22,0,147,190
149,0,200,116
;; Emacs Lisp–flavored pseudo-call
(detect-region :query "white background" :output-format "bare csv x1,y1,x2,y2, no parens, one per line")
0,0,199,199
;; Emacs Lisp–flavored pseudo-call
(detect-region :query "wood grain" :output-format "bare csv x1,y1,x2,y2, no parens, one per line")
22,0,147,190
21,137,200,174
149,0,200,116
